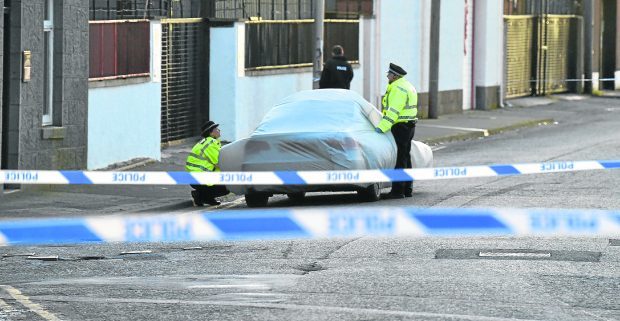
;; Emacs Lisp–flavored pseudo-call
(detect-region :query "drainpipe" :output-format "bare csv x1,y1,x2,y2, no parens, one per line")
583,0,593,94
429,0,440,119
470,0,476,110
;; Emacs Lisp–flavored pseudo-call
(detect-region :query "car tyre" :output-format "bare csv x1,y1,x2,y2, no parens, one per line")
286,192,306,202
245,193,269,208
358,183,381,202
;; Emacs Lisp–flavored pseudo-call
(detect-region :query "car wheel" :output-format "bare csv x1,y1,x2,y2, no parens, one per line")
286,192,306,202
358,183,381,202
245,193,269,208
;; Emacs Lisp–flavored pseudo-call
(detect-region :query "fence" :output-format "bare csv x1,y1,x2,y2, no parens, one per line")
89,0,202,20
245,19,359,70
213,0,372,20
504,13,582,98
89,0,373,20
160,18,204,143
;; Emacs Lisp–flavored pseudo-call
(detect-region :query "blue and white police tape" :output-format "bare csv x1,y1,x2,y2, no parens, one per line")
0,207,619,245
1,160,620,186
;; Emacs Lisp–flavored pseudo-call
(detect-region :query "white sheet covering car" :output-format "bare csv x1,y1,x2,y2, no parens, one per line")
220,89,430,207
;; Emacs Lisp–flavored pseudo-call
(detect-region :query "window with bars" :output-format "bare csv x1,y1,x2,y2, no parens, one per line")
89,21,150,79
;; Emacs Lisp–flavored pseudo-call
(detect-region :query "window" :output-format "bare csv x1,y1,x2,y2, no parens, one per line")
89,21,150,79
43,0,54,125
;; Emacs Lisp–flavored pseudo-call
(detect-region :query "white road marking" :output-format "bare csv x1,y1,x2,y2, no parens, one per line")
0,298,12,309
479,252,551,258
0,285,63,321
417,124,490,136
219,197,246,209
23,295,545,321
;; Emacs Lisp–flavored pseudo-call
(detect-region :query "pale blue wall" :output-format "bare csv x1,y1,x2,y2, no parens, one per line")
210,26,239,141
439,0,465,91
211,22,365,141
87,82,161,169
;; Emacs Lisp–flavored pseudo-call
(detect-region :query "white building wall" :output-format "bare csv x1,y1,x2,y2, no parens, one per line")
439,0,465,92
463,0,474,110
373,0,422,106
473,0,504,103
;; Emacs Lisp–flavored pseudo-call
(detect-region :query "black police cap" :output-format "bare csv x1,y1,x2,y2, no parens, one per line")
388,63,407,76
201,120,219,135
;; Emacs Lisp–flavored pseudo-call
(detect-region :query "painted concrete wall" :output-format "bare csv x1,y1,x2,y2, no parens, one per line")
86,22,162,169
210,22,365,142
375,1,423,99
87,82,161,169
474,0,503,88
463,0,474,110
209,25,240,142
439,0,465,91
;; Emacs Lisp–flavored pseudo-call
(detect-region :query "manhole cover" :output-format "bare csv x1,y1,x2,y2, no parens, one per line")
435,249,601,262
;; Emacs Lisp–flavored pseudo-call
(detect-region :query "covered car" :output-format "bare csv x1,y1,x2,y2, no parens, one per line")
220,89,398,207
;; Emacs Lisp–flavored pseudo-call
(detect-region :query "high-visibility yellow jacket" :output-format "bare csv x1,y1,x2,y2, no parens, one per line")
377,77,418,133
186,137,221,173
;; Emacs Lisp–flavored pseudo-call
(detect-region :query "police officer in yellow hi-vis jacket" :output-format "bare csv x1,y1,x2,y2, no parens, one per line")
375,63,418,199
186,121,229,206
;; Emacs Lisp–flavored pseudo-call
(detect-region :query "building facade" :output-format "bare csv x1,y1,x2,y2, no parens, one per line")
1,0,89,191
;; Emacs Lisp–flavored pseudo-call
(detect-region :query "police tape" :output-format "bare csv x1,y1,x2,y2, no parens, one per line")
0,207,618,245
1,160,619,186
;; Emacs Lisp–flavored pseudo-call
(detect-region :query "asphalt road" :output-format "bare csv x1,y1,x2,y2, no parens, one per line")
1,96,619,320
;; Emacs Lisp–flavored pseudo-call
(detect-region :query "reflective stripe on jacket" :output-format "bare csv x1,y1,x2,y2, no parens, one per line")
378,77,418,132
185,137,221,173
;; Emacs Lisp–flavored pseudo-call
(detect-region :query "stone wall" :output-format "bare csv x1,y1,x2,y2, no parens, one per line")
5,1,88,172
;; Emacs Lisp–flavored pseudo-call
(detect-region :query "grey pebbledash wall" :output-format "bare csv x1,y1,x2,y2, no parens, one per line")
3,0,88,173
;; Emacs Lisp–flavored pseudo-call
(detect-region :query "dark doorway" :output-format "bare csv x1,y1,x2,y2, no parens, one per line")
601,0,617,90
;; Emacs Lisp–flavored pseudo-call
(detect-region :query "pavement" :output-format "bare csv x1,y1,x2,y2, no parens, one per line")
0,94,581,218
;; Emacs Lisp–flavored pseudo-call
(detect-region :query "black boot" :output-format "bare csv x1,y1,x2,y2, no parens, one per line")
191,190,203,207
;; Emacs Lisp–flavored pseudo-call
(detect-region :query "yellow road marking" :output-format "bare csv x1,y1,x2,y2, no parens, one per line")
0,298,12,309
0,285,63,321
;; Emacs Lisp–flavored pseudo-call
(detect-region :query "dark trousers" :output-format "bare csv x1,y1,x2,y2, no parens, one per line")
190,184,229,202
390,122,416,195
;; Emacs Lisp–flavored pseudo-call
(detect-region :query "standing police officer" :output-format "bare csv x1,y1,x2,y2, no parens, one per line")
375,63,418,199
319,45,354,89
186,121,229,206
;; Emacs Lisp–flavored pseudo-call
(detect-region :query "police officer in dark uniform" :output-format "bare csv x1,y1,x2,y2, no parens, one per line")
319,45,354,89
